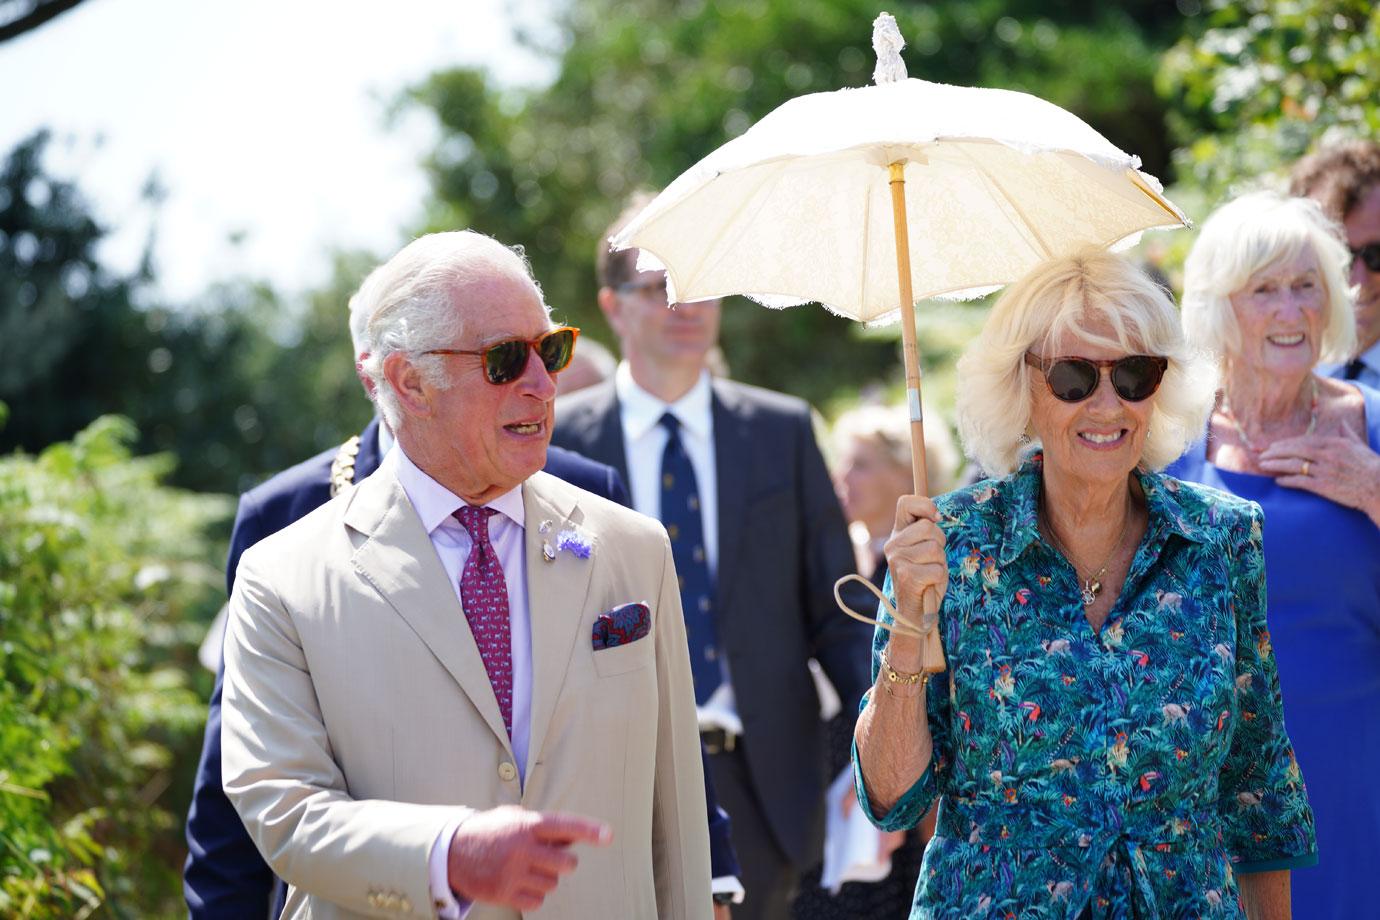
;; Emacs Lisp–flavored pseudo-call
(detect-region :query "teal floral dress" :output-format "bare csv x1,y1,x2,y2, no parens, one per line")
853,456,1316,919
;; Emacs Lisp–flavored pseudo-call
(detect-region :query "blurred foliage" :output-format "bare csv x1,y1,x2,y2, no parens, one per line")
1158,0,1380,205
0,131,375,495
0,411,230,918
406,0,1187,408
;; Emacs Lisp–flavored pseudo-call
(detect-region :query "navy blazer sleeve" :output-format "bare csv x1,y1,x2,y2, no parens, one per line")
186,449,337,919
184,492,281,919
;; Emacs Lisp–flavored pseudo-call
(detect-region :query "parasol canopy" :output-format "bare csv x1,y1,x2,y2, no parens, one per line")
611,13,1189,666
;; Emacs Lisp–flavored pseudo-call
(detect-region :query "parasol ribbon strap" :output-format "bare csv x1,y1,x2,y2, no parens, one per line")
833,572,932,637
835,574,947,673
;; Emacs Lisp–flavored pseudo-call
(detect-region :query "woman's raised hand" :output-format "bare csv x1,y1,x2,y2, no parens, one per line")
883,495,948,666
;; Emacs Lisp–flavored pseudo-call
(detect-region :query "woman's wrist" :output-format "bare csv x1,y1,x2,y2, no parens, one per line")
883,635,924,672
879,647,929,699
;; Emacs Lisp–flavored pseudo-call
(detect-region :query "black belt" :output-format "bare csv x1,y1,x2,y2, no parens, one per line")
700,726,739,754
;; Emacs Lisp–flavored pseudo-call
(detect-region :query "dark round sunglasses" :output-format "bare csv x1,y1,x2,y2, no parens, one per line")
1350,243,1380,274
1024,352,1168,403
423,326,580,385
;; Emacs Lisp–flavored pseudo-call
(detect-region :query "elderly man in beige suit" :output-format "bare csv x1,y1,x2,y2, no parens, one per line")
220,230,712,919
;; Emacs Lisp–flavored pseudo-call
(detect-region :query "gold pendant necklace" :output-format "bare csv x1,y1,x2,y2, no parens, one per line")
1040,499,1133,608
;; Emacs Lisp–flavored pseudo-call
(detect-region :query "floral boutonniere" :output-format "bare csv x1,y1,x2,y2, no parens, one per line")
539,520,593,562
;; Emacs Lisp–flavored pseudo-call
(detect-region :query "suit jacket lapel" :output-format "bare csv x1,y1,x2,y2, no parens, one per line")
522,472,597,778
345,469,514,753
711,381,750,609
570,382,630,484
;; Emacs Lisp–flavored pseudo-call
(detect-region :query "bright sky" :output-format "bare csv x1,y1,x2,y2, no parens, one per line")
0,0,555,300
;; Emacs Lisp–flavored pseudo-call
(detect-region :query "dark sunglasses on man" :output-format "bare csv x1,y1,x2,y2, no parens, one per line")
424,326,580,385
1024,352,1169,403
1350,242,1380,274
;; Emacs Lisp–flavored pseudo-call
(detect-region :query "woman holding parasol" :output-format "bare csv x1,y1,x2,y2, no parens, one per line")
853,248,1316,919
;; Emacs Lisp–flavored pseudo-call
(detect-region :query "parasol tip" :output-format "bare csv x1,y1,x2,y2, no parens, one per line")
871,12,907,85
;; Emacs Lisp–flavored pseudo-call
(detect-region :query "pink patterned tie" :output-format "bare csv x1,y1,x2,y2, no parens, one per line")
454,505,513,737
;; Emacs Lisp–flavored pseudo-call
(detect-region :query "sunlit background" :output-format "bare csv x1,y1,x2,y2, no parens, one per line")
0,0,557,299
2,0,1375,915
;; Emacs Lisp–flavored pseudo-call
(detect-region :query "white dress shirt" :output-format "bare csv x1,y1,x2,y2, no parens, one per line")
614,363,745,902
384,445,533,919
613,363,743,721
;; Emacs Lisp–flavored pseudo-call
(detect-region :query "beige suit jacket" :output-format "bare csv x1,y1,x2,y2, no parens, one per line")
220,467,711,919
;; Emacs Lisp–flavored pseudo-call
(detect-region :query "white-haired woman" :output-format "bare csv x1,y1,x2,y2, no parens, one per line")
853,248,1316,920
1169,191,1380,920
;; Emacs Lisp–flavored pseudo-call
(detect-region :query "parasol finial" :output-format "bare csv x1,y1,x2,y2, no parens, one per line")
871,12,907,85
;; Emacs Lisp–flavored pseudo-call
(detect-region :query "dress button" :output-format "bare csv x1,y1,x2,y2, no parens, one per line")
498,761,518,782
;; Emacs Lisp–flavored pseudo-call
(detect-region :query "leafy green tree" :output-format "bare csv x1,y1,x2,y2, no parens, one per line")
408,0,1186,406
0,131,374,494
0,412,228,918
143,251,375,495
1158,0,1380,202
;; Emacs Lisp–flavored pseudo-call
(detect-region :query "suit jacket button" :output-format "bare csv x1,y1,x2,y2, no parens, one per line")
399,895,413,913
366,891,379,908
385,893,400,910
498,761,518,782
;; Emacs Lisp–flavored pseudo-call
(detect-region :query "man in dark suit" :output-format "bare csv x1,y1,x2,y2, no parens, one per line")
551,198,874,919
184,266,740,917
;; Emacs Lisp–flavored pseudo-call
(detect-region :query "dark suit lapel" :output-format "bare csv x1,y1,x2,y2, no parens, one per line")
565,382,630,484
711,381,751,607
345,471,514,754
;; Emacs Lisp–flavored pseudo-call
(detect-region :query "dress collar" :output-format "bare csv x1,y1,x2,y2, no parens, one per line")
995,453,1210,566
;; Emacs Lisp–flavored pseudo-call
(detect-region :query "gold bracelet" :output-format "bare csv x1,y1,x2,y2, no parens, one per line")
880,648,930,697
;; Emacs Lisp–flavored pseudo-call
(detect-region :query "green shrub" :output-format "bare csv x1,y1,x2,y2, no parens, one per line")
0,409,230,918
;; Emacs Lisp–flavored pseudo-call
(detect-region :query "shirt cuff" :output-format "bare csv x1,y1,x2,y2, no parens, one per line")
712,875,745,904
429,816,472,919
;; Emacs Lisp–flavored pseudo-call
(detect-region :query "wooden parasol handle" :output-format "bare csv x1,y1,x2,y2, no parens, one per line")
830,160,946,674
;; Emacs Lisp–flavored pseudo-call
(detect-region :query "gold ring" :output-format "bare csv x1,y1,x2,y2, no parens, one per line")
1302,460,1311,476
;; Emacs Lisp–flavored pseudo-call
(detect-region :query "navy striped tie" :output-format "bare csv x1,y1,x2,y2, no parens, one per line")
658,412,721,704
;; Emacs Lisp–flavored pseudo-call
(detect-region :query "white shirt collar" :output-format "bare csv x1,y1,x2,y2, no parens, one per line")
387,442,525,535
614,361,713,441
377,419,395,457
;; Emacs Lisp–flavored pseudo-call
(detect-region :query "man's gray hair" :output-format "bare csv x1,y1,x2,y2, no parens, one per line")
954,247,1217,476
355,231,546,428
1182,190,1356,371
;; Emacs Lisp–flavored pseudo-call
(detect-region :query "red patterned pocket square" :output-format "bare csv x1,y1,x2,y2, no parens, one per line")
592,602,651,650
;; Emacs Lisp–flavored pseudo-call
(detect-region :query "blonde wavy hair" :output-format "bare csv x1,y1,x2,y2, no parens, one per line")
955,247,1217,476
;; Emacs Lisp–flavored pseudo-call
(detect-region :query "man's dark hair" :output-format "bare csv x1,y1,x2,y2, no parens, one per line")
596,190,659,289
1289,139,1380,222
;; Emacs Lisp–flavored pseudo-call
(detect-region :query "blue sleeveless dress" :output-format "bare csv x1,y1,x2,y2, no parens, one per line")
1167,382,1380,920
